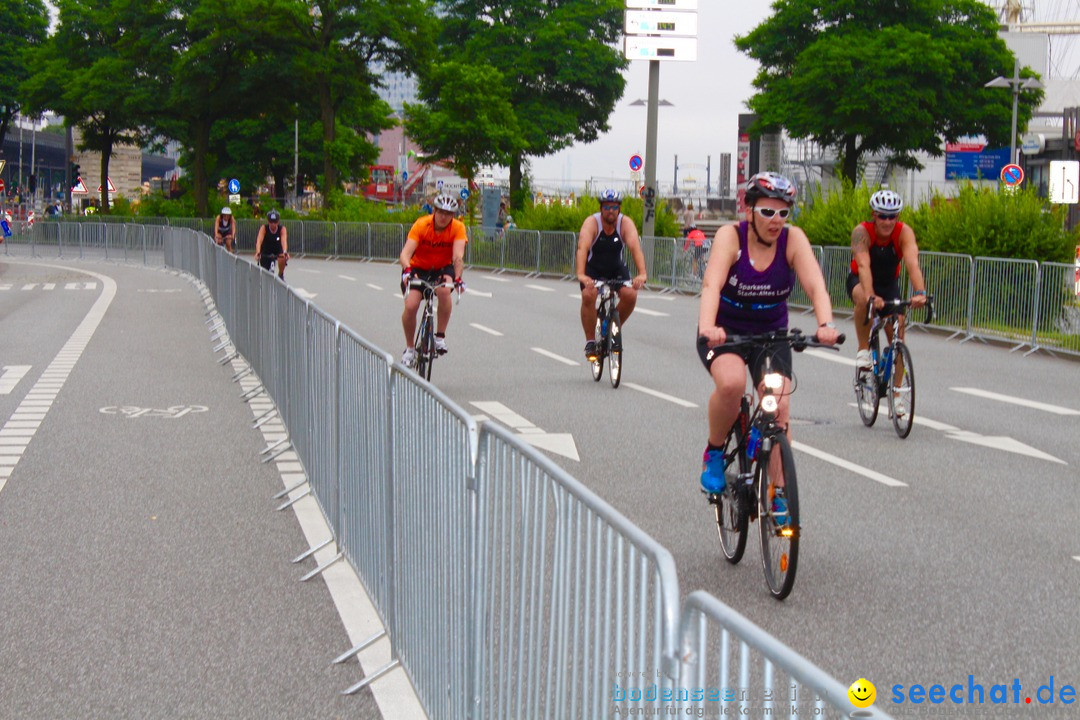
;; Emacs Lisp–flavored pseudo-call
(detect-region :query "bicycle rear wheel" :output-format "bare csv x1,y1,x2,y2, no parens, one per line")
758,433,799,600
607,310,622,389
715,421,749,564
889,341,915,438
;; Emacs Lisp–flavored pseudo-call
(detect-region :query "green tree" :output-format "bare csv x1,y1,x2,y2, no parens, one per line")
736,0,1042,185
403,60,523,217
436,0,626,208
278,0,434,196
22,0,150,211
0,0,49,155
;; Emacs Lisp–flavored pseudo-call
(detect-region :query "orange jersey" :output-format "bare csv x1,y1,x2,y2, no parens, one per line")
407,214,467,270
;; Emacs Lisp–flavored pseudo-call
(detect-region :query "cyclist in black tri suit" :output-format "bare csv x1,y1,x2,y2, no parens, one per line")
214,206,236,253
575,189,648,361
254,210,289,279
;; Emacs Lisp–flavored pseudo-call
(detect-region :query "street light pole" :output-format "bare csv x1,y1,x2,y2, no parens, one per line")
985,59,1044,165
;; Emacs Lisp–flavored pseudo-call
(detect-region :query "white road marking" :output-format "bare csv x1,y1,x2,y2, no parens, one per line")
470,323,503,337
465,288,493,297
366,283,383,290
338,274,356,281
484,275,511,283
568,293,582,299
470,401,579,461
950,387,1080,416
846,403,1066,463
639,295,675,302
0,366,31,395
623,383,698,408
791,441,908,487
804,348,856,366
633,308,669,317
294,287,317,299
43,283,55,290
0,262,115,494
1073,556,1080,563
532,347,580,366
294,268,321,274
526,284,555,292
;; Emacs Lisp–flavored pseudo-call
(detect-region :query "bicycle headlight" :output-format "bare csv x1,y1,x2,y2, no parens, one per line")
763,372,784,391
761,395,779,413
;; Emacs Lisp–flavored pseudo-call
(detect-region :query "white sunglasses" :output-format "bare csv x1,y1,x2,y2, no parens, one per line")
753,206,791,219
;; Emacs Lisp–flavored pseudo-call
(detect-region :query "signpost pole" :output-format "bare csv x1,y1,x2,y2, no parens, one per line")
643,60,659,239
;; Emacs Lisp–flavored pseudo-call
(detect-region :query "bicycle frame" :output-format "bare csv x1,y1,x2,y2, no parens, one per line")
407,277,452,381
589,279,626,388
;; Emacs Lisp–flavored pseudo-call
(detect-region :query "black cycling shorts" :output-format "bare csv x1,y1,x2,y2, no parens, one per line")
259,254,280,271
696,332,793,386
846,272,900,303
580,266,632,290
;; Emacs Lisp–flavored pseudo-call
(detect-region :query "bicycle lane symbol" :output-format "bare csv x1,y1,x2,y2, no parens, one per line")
99,405,209,419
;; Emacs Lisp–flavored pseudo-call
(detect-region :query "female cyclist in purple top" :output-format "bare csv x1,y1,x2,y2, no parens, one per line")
696,172,839,494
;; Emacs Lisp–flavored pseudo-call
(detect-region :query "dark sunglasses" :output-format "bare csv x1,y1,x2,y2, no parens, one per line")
876,212,899,220
753,206,791,219
601,203,620,211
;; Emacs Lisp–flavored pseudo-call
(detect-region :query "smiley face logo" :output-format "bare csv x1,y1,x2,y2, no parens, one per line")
848,678,876,708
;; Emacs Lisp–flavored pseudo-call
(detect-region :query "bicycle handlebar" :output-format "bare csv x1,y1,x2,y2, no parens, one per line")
719,328,845,352
863,295,935,327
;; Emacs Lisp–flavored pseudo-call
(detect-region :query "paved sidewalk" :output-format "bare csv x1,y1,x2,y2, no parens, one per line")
0,256,423,719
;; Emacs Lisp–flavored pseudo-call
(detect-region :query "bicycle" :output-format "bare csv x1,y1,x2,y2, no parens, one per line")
710,328,844,600
853,296,934,439
407,276,456,381
589,279,628,389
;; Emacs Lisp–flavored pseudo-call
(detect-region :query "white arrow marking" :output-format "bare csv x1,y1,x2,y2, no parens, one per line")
294,288,318,299
623,382,698,408
470,323,503,337
791,441,907,487
532,347,580,366
0,366,32,395
470,401,579,461
846,403,1065,463
950,387,1080,415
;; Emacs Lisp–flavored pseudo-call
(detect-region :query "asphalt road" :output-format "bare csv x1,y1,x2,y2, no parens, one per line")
281,255,1080,701
0,256,383,719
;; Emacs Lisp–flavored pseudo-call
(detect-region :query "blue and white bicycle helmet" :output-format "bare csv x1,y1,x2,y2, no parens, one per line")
598,189,622,204
869,189,903,214
744,172,797,206
432,194,458,213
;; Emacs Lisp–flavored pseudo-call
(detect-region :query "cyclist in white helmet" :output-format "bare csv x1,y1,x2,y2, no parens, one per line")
576,189,648,361
848,189,927,369
399,193,468,366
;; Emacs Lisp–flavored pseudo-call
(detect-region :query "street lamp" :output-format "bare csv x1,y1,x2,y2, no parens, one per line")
985,59,1044,165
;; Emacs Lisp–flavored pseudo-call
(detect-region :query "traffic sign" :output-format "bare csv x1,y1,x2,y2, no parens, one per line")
0,178,5,195
624,36,697,62
1000,164,1024,186
401,170,408,182
1049,161,1079,204
0,160,5,174
629,154,643,171
71,178,89,195
228,178,240,194
97,177,117,194
459,188,470,200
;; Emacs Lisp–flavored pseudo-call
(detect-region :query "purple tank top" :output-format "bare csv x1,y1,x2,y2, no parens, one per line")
715,221,794,333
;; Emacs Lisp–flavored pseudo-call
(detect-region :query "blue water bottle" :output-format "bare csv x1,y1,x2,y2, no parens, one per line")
746,426,762,460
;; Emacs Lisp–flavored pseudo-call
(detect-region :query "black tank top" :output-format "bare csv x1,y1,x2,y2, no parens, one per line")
217,217,234,236
261,224,283,255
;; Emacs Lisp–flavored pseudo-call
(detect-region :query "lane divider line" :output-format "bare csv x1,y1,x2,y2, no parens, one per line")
623,382,698,408
790,441,908,487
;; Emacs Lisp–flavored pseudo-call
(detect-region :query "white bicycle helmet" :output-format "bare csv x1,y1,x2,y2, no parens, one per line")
220,207,232,215
598,188,622,203
869,189,904,214
432,194,458,213
744,172,797,206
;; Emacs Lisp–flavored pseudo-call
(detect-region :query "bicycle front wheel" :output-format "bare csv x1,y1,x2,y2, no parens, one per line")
855,366,879,427
889,341,915,438
758,433,799,600
415,315,434,381
591,314,603,382
607,311,622,389
715,423,749,564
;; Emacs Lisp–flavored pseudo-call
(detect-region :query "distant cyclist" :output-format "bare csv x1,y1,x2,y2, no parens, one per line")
848,189,927,369
215,206,236,253
399,193,467,366
576,189,648,361
254,210,289,279
696,172,839,505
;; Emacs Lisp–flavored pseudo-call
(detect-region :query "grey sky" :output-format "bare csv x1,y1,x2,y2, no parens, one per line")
527,1,775,193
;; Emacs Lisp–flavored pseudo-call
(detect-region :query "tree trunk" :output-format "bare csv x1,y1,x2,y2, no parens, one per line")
193,118,211,217
842,135,860,186
319,80,336,200
99,136,113,212
509,151,523,209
